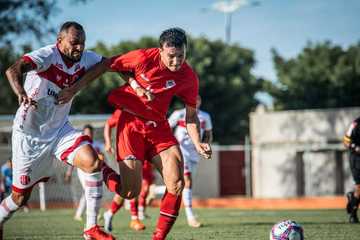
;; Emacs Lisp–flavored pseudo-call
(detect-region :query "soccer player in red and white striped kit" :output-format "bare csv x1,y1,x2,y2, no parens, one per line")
2,21,115,239
58,27,212,239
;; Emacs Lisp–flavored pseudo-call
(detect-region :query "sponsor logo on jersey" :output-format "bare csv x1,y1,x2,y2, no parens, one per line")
20,175,30,185
48,88,58,99
165,80,176,89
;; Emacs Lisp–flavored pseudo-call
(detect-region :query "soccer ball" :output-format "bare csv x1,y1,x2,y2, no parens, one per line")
269,220,304,240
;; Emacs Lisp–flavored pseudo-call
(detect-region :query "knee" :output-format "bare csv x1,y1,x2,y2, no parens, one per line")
81,157,102,173
167,178,184,196
11,192,29,207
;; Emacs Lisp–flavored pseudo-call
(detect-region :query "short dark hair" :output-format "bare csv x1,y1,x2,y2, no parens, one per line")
159,27,187,48
83,124,94,132
58,21,84,35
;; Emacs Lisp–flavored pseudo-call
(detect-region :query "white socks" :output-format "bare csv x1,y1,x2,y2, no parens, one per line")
83,170,103,230
0,195,20,224
183,188,195,220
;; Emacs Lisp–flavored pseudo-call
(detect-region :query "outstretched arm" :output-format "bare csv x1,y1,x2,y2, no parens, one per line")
6,58,37,106
185,105,212,159
103,121,114,154
57,58,110,104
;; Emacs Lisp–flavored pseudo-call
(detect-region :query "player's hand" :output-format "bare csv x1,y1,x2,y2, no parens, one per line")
105,143,114,154
18,92,37,108
135,87,155,101
57,87,76,104
196,143,212,159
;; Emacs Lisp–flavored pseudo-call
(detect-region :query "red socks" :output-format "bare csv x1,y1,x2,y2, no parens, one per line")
130,199,138,218
110,200,123,214
152,191,182,240
102,164,121,194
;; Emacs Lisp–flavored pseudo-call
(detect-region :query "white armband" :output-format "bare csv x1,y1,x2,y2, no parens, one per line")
129,79,140,90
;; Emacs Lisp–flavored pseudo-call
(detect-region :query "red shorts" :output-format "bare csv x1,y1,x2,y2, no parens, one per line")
142,160,154,183
116,111,178,164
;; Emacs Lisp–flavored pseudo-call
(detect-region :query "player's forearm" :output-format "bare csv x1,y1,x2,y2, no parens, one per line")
72,59,109,93
103,123,112,147
5,59,31,97
186,113,202,147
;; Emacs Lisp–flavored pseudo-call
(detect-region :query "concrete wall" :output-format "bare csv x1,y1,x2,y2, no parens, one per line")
250,106,360,198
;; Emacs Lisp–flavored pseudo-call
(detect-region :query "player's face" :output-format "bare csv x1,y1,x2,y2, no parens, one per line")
159,43,186,72
57,27,85,62
83,128,93,139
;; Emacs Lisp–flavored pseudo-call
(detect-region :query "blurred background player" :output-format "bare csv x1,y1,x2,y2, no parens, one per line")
0,158,12,201
64,124,105,222
2,21,115,239
344,116,360,223
102,109,154,232
168,95,213,227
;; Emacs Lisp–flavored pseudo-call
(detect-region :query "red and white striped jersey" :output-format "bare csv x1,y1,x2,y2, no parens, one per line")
168,108,212,158
13,44,102,141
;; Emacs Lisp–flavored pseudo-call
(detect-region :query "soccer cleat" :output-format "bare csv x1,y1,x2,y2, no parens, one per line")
129,219,146,231
187,218,202,228
83,225,116,240
103,211,113,232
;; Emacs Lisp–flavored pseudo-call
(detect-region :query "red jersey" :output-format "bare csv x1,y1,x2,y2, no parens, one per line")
106,109,121,128
107,48,199,121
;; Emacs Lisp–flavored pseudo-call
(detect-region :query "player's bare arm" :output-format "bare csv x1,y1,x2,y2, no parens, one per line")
103,121,114,154
57,58,110,104
185,105,212,159
5,58,37,106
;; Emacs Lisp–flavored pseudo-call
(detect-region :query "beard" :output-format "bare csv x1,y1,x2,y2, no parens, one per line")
64,50,82,62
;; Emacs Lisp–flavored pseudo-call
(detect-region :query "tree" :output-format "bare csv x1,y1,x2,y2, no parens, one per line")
0,0,88,46
265,41,360,110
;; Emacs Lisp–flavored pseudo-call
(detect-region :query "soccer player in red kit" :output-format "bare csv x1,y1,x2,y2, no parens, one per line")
58,28,212,239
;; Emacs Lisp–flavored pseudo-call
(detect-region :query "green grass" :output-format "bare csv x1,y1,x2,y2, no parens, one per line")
5,208,360,239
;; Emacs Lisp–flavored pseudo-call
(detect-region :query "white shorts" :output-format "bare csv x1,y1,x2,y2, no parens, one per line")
12,122,91,193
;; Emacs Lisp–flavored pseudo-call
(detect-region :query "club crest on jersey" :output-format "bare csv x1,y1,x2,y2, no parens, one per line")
165,80,176,89
20,175,30,185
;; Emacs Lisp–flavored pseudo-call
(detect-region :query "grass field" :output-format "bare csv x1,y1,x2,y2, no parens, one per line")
5,208,360,239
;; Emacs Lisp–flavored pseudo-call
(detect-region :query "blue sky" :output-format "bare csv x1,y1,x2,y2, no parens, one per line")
50,0,359,81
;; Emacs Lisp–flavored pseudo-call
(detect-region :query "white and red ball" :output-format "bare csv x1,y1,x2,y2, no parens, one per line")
270,220,304,240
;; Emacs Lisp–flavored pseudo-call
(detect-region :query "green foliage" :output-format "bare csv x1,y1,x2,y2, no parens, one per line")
0,44,21,114
265,41,360,110
0,0,89,47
